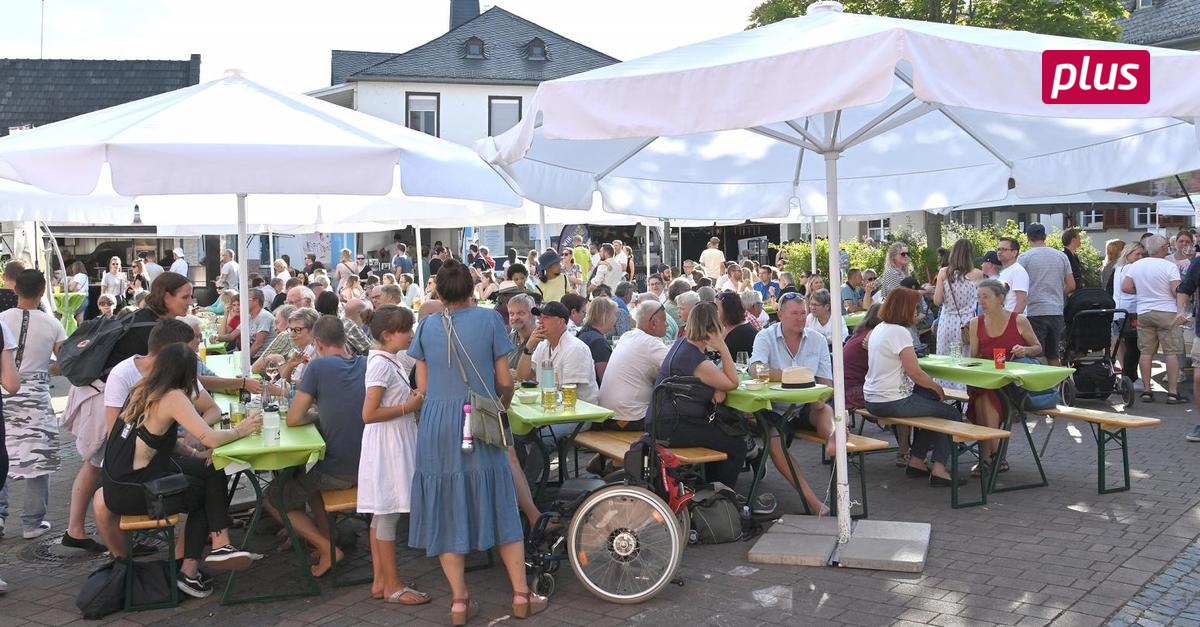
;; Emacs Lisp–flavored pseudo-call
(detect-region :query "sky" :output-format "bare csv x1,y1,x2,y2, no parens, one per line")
0,0,764,92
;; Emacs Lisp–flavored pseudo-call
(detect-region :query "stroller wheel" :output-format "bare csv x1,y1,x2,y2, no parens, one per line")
1059,377,1077,407
533,572,556,597
1118,375,1135,407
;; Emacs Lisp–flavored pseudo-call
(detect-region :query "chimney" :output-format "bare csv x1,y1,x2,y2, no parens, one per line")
449,0,480,31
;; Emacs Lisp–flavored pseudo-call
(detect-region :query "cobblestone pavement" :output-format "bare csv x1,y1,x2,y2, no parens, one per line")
2,369,1200,625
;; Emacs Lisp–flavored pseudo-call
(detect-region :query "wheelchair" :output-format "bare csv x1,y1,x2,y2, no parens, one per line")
524,377,702,604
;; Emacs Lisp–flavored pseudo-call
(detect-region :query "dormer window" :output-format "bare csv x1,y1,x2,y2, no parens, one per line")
525,38,547,61
464,37,485,59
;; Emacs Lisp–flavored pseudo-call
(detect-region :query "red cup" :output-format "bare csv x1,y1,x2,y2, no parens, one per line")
993,348,1006,369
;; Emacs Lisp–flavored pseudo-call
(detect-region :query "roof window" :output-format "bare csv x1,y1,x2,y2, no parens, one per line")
525,38,547,61
464,37,485,59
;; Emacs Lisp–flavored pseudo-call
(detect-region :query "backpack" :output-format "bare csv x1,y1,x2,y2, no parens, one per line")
57,316,157,386
688,484,743,544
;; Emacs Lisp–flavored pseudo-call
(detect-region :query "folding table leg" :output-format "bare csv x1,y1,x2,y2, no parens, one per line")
1095,426,1130,494
221,471,320,605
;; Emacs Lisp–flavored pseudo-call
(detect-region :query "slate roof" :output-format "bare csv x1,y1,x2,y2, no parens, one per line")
330,50,398,86
0,55,200,137
336,6,618,86
1119,0,1200,48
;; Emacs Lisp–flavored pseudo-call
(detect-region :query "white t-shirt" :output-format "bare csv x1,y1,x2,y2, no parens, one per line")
592,258,623,291
69,272,89,295
105,354,208,410
805,313,849,344
1112,264,1138,319
220,260,240,290
699,248,725,278
274,270,291,281
998,263,1029,312
170,259,188,276
715,275,738,292
530,333,599,404
261,284,277,308
863,322,915,404
0,309,66,374
100,271,125,297
598,328,669,423
1124,256,1181,315
0,320,17,351
145,262,164,285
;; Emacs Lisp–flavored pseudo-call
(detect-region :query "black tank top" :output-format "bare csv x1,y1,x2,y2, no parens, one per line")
103,414,177,485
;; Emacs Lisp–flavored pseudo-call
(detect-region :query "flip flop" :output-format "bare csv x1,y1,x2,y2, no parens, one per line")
384,587,431,605
1167,393,1190,405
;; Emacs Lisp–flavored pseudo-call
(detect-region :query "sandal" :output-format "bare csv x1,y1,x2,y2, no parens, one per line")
1141,392,1154,403
1167,393,1190,405
450,598,477,626
894,452,910,468
385,586,431,605
512,591,548,619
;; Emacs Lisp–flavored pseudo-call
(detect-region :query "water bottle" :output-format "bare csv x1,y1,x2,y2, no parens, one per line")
262,411,281,446
539,358,558,410
461,403,474,452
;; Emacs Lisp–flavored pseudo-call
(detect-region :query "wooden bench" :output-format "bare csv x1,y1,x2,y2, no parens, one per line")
856,409,1010,508
574,430,729,465
318,488,372,586
1030,405,1161,493
794,431,891,519
944,388,970,404
119,515,180,611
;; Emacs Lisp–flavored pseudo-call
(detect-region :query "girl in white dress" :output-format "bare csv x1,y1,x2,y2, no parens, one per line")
358,305,429,605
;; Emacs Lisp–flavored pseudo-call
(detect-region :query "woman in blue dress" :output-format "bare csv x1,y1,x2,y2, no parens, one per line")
408,260,547,625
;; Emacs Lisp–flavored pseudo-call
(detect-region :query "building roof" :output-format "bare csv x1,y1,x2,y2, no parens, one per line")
0,55,201,137
337,6,618,86
330,50,398,86
1119,0,1200,49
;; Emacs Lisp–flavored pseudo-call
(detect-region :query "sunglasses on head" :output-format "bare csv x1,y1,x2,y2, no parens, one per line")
779,292,805,306
899,251,910,257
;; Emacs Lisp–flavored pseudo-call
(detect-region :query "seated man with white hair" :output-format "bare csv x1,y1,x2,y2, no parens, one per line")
597,300,670,430
741,289,766,330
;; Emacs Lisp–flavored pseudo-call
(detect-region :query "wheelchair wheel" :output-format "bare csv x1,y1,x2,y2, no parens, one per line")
567,485,683,604
1059,376,1077,407
602,470,691,547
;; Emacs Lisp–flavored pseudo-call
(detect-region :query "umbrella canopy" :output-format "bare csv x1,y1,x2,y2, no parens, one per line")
1159,196,1199,217
944,190,1166,213
482,3,1200,219
480,0,1200,543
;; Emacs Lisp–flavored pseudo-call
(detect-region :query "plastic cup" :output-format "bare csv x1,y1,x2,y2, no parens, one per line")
994,348,1007,369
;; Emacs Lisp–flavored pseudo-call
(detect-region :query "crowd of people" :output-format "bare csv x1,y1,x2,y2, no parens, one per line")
0,221,1194,621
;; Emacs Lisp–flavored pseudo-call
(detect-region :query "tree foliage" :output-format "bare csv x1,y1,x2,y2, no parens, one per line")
748,0,1127,41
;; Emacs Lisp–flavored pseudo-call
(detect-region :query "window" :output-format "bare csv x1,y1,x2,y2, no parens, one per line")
866,218,890,242
488,96,522,136
980,210,994,227
1134,206,1158,227
1137,0,1153,8
1079,208,1104,229
526,38,547,61
464,37,485,59
405,93,439,137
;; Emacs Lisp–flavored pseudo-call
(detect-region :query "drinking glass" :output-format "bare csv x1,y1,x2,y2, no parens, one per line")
735,351,750,377
749,361,770,384
562,383,578,409
948,341,962,364
230,400,246,427
264,354,285,383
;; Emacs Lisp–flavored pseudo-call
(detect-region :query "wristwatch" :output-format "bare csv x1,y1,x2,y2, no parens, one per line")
523,346,535,355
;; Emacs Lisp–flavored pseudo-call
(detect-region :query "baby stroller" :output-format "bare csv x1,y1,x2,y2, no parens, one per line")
1060,288,1135,406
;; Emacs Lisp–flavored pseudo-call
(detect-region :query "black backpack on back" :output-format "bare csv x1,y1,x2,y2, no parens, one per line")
57,316,157,386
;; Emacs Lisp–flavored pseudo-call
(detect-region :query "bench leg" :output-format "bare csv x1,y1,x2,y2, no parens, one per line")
124,525,180,612
1095,426,1131,494
330,512,374,588
991,411,1049,494
222,472,320,606
950,441,989,509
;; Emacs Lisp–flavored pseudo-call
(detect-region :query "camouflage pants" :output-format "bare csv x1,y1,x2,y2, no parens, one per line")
5,372,59,480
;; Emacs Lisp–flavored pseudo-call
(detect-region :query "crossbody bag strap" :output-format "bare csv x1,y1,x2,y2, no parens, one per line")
14,309,30,371
442,312,502,407
377,354,414,393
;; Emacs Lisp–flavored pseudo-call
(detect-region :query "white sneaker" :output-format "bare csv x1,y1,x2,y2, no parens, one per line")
0,517,6,537
0,576,8,593
22,521,50,540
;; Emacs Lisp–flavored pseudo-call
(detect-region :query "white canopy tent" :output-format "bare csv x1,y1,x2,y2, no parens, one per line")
1158,196,1199,217
944,190,1166,214
483,1,1200,547
0,70,521,375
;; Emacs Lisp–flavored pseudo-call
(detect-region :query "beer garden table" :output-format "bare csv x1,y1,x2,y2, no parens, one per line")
726,382,834,515
508,399,613,497
207,352,327,605
917,355,1074,495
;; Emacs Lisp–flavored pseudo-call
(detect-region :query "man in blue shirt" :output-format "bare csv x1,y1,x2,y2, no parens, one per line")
841,269,867,313
748,293,836,515
391,243,414,276
752,266,781,302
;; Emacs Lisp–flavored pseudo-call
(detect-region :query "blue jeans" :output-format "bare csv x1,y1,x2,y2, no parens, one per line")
865,386,961,465
0,475,50,533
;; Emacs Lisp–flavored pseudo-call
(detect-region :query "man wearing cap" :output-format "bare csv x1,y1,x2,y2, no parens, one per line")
747,293,835,515
1017,224,1075,365
996,237,1028,315
535,250,570,304
515,301,599,405
169,248,188,277
980,251,1001,280
699,237,726,279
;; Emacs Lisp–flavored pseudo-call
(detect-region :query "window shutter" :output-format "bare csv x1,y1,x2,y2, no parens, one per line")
1104,208,1129,228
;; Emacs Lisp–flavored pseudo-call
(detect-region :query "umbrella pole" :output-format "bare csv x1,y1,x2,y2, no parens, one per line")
237,194,252,378
824,153,852,544
415,227,425,290
645,224,651,277
538,204,547,251
268,227,275,269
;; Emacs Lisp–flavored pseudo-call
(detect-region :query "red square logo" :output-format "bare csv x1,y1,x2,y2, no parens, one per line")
1041,50,1150,105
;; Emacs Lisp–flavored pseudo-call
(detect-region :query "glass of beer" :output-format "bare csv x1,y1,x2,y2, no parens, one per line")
230,400,246,427
750,361,770,384
561,383,577,409
541,387,559,411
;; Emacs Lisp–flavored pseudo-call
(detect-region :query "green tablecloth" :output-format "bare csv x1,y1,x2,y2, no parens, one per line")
725,382,833,413
205,353,246,377
202,342,228,356
211,421,325,472
507,398,614,436
918,355,1074,391
844,311,866,328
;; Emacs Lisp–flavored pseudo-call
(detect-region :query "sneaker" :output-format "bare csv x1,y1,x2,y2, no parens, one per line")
177,573,213,599
752,492,778,516
1186,426,1200,442
0,517,6,537
130,542,158,557
22,521,50,540
61,533,107,553
0,576,7,593
204,545,253,571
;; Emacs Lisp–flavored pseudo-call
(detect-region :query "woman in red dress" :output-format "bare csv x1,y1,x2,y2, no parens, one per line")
966,279,1042,471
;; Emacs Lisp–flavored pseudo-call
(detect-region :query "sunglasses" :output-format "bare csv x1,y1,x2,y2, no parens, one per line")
779,292,805,306
899,251,911,257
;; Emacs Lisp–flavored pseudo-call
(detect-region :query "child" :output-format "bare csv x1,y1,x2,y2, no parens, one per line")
358,305,429,605
96,294,116,318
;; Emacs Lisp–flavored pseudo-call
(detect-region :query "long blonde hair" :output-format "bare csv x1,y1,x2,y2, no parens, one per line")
885,242,911,274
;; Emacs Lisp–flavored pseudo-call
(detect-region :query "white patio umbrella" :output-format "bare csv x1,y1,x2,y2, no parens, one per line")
1159,196,1199,217
481,1,1200,545
0,70,521,374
